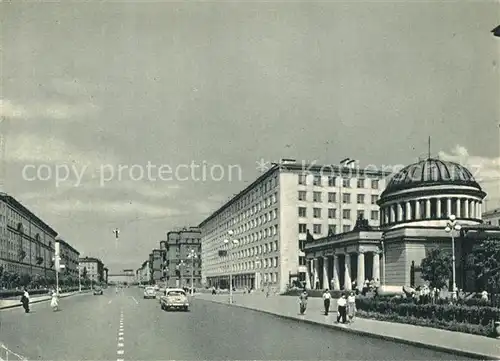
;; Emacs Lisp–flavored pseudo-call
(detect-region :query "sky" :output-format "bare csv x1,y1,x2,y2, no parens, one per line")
1,1,499,272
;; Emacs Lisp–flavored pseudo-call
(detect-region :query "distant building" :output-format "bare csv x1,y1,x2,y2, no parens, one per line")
58,239,80,277
0,192,58,278
199,161,389,293
163,227,202,289
79,257,105,283
136,260,151,284
481,208,500,227
150,249,165,284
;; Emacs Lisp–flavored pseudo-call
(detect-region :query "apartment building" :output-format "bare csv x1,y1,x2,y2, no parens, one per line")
482,207,500,226
162,227,202,288
58,239,80,277
199,161,389,293
79,257,105,283
136,260,151,284
0,192,58,277
149,249,165,284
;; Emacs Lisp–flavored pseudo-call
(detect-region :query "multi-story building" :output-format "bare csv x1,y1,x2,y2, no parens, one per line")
136,261,151,284
482,207,500,226
79,257,105,283
162,227,202,288
0,192,58,277
199,161,390,293
150,249,165,284
58,239,80,278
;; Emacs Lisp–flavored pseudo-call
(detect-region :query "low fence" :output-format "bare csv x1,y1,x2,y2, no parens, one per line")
0,343,27,361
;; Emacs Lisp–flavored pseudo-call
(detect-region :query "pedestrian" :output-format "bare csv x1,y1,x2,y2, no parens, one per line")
50,290,59,311
298,289,308,315
322,289,331,315
347,291,356,323
336,293,347,324
20,288,30,313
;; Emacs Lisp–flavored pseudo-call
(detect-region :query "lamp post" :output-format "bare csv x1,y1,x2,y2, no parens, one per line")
78,264,82,292
255,257,261,291
224,230,239,303
177,260,185,288
187,249,198,296
54,240,61,295
445,214,461,299
380,233,386,286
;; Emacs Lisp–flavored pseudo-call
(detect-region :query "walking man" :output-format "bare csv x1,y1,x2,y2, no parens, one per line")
336,293,347,324
322,289,331,315
20,288,30,313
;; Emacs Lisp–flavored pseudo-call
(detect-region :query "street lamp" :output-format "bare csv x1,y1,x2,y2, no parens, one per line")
224,229,239,303
255,257,261,291
380,233,386,287
177,260,185,288
187,249,198,296
78,264,82,292
445,214,461,299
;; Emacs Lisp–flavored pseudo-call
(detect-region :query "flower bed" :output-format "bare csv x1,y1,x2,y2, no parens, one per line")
355,296,500,337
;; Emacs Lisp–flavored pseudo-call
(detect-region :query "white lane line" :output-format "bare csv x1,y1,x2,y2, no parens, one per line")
108,300,112,304
131,296,139,304
118,337,124,341
117,343,124,347
117,350,124,355
118,332,124,336
117,359,124,361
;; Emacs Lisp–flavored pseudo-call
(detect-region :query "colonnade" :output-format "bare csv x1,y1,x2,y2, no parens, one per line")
306,250,381,291
380,197,482,225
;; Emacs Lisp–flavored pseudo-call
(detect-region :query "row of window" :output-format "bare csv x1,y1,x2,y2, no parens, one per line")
298,222,359,235
206,239,279,266
298,175,380,189
298,208,379,220
298,191,379,204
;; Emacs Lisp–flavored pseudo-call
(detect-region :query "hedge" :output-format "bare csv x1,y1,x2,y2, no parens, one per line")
281,289,343,298
0,286,90,299
355,296,500,337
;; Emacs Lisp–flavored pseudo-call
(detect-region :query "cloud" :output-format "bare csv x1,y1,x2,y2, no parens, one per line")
0,98,97,121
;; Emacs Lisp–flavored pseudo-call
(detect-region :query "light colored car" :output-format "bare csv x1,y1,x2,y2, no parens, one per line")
160,288,189,311
93,286,103,295
143,286,156,299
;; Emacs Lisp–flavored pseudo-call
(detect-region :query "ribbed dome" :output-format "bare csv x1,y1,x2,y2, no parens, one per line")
381,158,481,197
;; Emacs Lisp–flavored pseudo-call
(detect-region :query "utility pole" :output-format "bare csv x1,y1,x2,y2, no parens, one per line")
54,241,61,294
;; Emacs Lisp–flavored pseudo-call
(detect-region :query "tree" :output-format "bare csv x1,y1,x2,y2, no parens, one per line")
19,273,31,288
472,238,500,292
82,267,87,279
420,248,452,289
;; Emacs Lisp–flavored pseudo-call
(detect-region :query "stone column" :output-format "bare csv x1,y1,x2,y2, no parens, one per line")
305,260,311,289
344,254,352,291
447,198,452,217
313,258,319,289
471,201,476,219
357,252,365,291
415,200,421,220
390,205,396,223
372,251,380,282
464,199,469,218
406,202,412,221
436,198,441,218
425,199,431,219
322,256,329,290
456,198,461,217
478,202,482,219
397,203,403,222
332,254,340,290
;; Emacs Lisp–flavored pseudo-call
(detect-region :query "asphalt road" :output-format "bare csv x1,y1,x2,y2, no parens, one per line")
0,287,473,360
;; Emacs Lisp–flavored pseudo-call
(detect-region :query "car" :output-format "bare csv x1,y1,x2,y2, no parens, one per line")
160,288,189,311
93,286,103,295
143,286,156,299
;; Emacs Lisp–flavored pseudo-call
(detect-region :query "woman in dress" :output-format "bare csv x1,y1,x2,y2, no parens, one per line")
347,291,356,323
50,290,59,311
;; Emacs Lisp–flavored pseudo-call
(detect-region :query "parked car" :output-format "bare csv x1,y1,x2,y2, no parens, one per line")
93,286,103,295
160,288,189,311
143,286,156,299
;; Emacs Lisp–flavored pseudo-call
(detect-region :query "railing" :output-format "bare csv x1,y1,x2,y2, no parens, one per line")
0,343,27,361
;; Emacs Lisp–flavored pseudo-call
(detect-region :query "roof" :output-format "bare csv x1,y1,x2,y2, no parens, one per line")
0,193,58,236
57,239,80,255
381,158,481,198
79,256,104,265
198,162,391,227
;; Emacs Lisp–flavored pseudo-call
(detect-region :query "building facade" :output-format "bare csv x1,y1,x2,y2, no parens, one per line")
199,161,390,293
304,158,492,292
58,239,80,278
136,260,150,284
79,257,105,283
150,249,165,284
162,227,202,288
0,193,58,278
482,208,500,226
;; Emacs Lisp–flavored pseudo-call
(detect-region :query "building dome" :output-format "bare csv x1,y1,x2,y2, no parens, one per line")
381,158,481,198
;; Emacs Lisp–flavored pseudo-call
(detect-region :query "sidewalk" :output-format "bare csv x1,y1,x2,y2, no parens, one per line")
0,291,89,310
195,293,500,360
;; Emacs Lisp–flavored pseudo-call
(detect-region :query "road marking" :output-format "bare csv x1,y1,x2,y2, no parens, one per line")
117,359,124,361
117,343,124,347
118,337,124,341
117,350,124,355
108,300,112,304
131,296,139,304
118,332,124,336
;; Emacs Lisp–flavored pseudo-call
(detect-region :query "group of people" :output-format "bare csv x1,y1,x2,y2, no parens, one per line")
297,289,357,324
19,287,60,313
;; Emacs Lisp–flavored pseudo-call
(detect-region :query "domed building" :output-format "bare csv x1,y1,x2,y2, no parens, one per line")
304,158,498,292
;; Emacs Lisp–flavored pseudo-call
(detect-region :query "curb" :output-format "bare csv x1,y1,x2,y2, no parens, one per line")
196,298,499,360
0,291,90,310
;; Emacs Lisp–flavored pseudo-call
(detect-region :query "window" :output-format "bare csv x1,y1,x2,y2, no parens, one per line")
313,175,321,186
328,176,336,187
328,208,336,219
371,195,378,205
357,194,365,204
298,224,307,233
313,224,322,234
298,191,307,201
299,256,307,266
299,240,306,250
328,224,337,234
343,209,351,219
342,193,351,203
371,179,379,189
343,178,350,188
343,225,351,233
328,192,336,203
371,210,379,221
298,174,306,185
298,207,307,217
313,192,322,202
357,210,365,219
313,208,321,218
357,178,365,188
